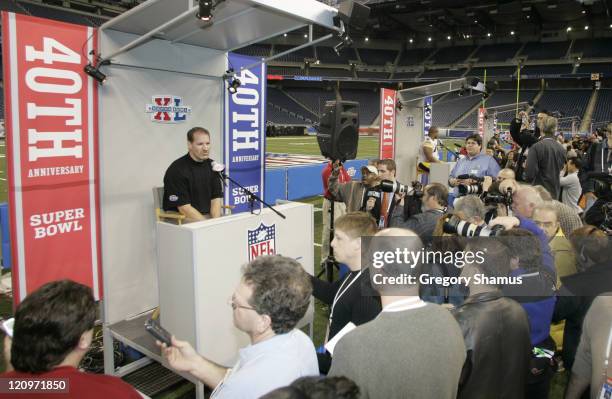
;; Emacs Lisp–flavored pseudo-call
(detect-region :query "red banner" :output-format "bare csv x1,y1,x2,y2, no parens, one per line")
477,107,486,138
2,12,102,304
379,88,396,160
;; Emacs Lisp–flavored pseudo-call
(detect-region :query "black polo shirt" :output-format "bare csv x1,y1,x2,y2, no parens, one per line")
163,154,223,215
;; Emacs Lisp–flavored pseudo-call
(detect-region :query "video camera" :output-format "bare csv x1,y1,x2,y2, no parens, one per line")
442,215,505,237
376,180,424,198
457,174,485,196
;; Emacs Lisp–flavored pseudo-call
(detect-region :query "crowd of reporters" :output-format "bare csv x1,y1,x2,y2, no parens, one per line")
0,117,610,399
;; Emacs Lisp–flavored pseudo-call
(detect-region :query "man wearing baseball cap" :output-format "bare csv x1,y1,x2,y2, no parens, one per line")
328,161,381,213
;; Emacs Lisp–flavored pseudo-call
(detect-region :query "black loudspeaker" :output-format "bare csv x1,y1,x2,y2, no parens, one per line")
317,100,359,161
336,0,370,31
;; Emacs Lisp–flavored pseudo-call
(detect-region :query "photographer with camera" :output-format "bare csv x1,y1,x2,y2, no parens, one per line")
328,161,380,214
582,124,612,226
509,109,549,181
448,134,501,201
389,183,448,245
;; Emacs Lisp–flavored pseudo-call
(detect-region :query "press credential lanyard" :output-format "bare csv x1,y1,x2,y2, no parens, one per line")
329,270,363,325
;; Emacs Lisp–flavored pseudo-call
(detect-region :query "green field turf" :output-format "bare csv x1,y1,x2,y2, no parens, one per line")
266,135,379,159
265,134,465,162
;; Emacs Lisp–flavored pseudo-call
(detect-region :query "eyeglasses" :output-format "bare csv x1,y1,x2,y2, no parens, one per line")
228,297,257,312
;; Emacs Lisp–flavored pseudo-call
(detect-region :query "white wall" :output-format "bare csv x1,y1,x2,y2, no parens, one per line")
99,30,226,323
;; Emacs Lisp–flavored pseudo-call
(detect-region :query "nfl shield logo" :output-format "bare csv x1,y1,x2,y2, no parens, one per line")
247,223,276,261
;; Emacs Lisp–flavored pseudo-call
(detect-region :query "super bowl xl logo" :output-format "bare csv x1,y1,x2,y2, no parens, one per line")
145,95,192,123
247,223,276,261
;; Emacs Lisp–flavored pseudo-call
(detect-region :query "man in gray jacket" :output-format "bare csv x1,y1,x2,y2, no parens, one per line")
329,228,466,399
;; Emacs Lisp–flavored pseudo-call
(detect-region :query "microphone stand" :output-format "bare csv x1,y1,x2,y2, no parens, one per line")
438,139,461,159
218,172,286,219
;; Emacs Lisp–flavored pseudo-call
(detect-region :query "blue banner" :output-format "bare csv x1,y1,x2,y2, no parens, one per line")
423,96,433,136
224,53,266,213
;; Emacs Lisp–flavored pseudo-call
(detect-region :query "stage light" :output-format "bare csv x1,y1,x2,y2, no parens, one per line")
447,35,451,40
567,26,572,32
334,33,353,56
427,37,432,42
224,69,241,94
584,25,589,30
582,10,586,14
196,0,213,21
304,34,308,38
510,30,515,35
487,32,492,37
365,37,369,42
409,38,414,43
283,33,287,37
84,63,106,84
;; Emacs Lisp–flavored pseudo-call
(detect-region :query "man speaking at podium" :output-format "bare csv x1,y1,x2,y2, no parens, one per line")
163,127,223,221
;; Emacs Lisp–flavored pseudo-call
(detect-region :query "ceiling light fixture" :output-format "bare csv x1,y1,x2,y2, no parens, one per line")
196,0,213,21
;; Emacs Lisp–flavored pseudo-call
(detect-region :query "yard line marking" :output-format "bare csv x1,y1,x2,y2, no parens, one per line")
314,243,322,247
0,178,6,181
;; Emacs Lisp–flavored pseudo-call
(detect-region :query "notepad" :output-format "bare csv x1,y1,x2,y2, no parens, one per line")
324,322,356,356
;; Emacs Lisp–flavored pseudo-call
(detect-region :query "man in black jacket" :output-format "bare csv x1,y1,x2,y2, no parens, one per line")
309,212,381,374
452,238,531,399
509,110,548,180
525,115,567,199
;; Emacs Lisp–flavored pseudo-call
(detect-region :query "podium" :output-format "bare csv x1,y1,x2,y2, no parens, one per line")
430,162,456,187
156,202,314,367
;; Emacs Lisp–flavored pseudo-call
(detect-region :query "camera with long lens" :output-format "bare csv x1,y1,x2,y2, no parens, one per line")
456,174,484,196
377,180,423,198
483,187,513,207
442,215,504,237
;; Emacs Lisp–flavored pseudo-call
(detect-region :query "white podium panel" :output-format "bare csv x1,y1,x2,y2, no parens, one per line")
156,202,314,366
430,162,456,187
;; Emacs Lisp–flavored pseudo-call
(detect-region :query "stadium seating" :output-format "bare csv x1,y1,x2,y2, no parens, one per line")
473,43,522,62
267,87,317,123
267,66,307,76
266,103,308,125
432,92,482,128
18,2,93,26
576,63,612,75
521,41,570,60
536,89,591,120
316,46,357,64
591,89,612,124
573,38,612,58
308,67,353,78
459,89,538,128
273,45,314,63
431,46,476,64
520,64,573,75
469,66,517,79
420,69,467,79
0,0,28,14
356,71,390,79
393,71,420,80
339,89,380,125
283,88,337,115
397,48,434,66
357,49,398,65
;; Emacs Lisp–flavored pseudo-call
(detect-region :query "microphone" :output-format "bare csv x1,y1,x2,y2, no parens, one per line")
211,161,227,180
